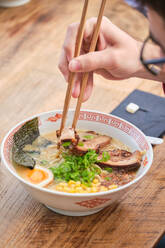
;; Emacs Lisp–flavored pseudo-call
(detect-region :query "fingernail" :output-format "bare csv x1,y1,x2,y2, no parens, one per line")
69,59,81,71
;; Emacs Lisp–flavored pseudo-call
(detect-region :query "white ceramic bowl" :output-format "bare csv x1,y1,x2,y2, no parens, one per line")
1,109,153,216
0,0,30,7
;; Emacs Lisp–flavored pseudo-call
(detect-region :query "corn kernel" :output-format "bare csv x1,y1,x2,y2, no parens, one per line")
93,179,99,184
55,186,63,191
91,187,98,193
68,188,76,193
82,184,87,190
108,185,118,190
59,182,67,187
69,184,76,189
75,181,81,186
67,182,76,188
100,186,108,192
75,186,83,191
64,186,70,192
78,189,85,193
68,180,76,185
87,188,91,193
76,186,86,193
92,181,100,187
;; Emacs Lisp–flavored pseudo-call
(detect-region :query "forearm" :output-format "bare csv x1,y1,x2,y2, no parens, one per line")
134,67,165,82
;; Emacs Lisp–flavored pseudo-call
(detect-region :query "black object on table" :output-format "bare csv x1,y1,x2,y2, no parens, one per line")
110,89,165,138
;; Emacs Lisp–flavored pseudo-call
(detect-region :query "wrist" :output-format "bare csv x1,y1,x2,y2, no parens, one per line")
131,41,148,78
131,41,163,81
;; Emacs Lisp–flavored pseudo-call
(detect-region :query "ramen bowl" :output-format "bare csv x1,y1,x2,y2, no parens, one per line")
1,109,153,216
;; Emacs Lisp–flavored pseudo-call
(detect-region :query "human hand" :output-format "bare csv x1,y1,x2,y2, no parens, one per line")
58,17,143,101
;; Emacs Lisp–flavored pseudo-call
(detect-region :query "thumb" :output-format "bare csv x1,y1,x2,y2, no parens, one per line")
69,50,112,72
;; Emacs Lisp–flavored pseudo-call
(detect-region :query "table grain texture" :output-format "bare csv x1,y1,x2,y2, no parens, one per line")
0,0,164,248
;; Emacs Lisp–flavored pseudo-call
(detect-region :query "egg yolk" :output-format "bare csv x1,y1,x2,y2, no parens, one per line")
27,169,48,184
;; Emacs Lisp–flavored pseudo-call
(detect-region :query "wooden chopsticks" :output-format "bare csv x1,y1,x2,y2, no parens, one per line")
59,0,89,135
72,0,107,129
60,0,107,134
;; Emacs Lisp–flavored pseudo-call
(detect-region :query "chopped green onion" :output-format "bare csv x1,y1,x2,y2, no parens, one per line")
104,167,113,173
99,151,110,162
105,177,111,181
50,150,100,186
62,141,71,147
83,135,94,139
78,142,84,147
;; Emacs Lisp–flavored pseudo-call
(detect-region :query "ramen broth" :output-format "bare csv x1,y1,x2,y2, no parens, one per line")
14,130,139,193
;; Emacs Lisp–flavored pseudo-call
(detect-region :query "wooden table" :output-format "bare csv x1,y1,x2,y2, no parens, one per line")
0,0,164,247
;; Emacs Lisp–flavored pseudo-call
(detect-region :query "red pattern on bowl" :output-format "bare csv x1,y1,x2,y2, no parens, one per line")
76,198,112,208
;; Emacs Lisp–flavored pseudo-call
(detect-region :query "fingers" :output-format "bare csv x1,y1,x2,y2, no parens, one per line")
58,22,79,80
58,17,109,81
83,73,93,102
101,17,130,43
63,22,79,61
58,49,69,81
72,73,82,98
72,72,93,102
84,16,128,45
83,17,106,51
97,33,107,51
83,17,96,41
69,49,114,73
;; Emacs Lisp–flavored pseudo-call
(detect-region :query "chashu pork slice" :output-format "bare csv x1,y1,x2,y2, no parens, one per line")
98,149,142,170
74,135,112,155
56,128,79,145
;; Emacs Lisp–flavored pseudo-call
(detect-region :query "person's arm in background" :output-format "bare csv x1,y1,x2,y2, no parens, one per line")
58,17,164,101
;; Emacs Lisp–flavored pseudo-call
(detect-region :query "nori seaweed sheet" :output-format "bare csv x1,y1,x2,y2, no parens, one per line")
12,117,39,169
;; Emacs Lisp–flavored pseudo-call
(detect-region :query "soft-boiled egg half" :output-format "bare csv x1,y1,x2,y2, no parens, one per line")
26,165,53,187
